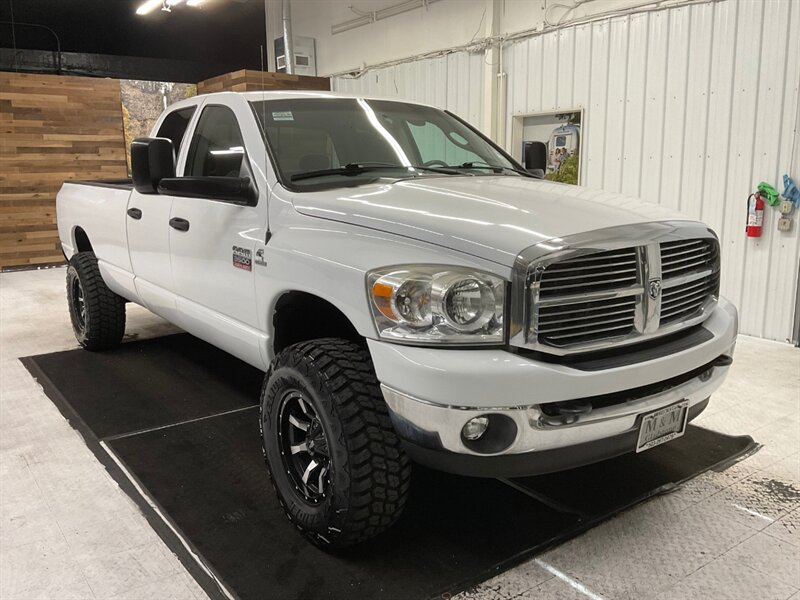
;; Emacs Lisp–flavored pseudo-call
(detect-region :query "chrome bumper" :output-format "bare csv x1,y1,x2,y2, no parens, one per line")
381,352,731,458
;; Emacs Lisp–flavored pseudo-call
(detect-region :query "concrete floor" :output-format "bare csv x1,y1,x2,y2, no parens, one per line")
1,267,798,600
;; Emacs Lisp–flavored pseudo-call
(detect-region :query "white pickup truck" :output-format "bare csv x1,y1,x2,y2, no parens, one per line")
56,91,737,549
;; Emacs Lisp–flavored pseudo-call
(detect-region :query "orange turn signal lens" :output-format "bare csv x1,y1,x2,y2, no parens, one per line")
371,281,397,321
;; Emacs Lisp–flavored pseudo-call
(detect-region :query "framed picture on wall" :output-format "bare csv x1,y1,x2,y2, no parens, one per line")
510,109,584,185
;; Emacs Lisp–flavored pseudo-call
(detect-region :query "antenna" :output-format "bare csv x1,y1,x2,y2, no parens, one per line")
260,43,272,244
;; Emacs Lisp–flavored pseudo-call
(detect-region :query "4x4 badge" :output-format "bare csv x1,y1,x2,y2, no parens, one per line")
648,278,662,300
255,248,267,267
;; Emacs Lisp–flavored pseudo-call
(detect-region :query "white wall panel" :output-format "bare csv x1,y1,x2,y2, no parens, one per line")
504,0,800,342
680,2,714,221
585,20,611,187
620,13,649,198
332,51,485,130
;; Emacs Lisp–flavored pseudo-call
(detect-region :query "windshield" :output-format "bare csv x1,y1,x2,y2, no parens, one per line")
250,98,523,190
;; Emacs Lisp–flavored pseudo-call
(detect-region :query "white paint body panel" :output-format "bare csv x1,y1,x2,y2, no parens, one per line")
56,90,738,465
292,177,689,266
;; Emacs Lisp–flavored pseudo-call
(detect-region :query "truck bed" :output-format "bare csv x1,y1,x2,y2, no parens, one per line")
56,180,135,275
70,178,133,190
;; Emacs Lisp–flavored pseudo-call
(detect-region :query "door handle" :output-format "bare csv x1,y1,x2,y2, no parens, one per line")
127,208,142,220
169,217,190,232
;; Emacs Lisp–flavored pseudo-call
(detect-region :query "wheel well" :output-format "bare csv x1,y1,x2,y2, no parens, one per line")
273,292,362,355
74,227,93,253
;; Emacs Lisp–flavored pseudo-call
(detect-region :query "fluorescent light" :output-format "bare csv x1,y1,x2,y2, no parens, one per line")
136,0,162,15
187,0,203,6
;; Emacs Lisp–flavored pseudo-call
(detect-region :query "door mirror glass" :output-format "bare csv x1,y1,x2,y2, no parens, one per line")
157,176,257,206
131,137,175,194
522,140,547,172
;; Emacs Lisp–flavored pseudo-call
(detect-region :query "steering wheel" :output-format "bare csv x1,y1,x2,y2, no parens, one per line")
423,160,450,168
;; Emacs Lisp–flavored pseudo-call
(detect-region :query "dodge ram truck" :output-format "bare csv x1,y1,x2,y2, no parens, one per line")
56,91,737,549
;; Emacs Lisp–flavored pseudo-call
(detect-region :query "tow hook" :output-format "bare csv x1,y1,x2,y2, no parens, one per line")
539,400,592,427
699,355,733,382
713,355,733,367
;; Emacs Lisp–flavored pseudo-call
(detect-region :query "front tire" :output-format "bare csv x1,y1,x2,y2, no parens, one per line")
260,338,411,549
66,252,126,350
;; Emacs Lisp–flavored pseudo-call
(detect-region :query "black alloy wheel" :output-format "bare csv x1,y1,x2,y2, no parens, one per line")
260,338,411,549
70,276,87,331
66,252,126,350
278,389,331,502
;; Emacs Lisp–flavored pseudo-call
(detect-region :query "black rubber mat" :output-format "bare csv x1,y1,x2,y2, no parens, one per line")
22,334,757,600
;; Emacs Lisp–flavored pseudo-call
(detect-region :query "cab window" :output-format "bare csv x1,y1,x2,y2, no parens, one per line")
156,107,196,156
185,105,247,177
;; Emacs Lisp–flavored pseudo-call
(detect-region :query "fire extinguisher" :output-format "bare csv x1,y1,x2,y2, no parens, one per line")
746,193,764,237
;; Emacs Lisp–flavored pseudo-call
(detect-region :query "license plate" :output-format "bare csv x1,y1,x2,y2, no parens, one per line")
636,400,689,453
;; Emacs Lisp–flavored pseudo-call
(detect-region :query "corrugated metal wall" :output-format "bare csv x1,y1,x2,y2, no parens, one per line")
504,0,800,342
332,0,800,342
332,51,486,129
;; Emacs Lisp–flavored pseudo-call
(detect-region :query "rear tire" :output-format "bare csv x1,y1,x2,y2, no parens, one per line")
260,338,411,549
66,252,126,350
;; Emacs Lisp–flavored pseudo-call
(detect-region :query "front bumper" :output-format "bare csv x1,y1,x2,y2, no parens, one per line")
369,297,737,477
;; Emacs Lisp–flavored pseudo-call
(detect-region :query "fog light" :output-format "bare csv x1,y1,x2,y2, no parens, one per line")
462,416,490,441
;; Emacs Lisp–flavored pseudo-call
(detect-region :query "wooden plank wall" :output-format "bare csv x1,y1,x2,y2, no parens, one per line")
197,69,330,94
0,72,128,269
0,69,328,270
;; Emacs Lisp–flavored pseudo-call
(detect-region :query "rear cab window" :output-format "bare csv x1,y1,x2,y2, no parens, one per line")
156,107,196,156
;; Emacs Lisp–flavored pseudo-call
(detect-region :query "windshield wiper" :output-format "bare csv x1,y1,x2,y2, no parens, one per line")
448,162,533,177
290,162,462,182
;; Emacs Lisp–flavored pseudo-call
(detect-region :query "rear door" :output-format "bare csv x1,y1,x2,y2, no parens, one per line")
126,104,197,317
167,99,268,368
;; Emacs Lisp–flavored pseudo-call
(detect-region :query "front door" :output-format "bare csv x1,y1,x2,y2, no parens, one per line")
126,105,198,320
168,102,268,368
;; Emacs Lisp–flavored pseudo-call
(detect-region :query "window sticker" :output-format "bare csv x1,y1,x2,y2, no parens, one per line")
272,111,294,122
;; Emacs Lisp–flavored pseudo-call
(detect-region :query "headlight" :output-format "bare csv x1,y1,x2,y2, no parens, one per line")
367,266,505,344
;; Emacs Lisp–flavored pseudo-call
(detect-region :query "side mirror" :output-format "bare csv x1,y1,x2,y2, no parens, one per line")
522,141,547,172
527,168,545,179
157,176,258,206
131,137,175,194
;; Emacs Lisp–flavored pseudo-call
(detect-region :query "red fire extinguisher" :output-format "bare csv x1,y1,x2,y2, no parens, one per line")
746,193,764,237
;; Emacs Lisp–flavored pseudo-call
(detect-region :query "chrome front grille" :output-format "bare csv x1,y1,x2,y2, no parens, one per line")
514,224,721,355
660,272,720,324
537,248,638,298
537,295,637,346
660,239,721,325
660,238,718,279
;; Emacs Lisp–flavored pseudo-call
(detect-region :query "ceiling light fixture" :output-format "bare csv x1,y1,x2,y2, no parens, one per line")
136,0,199,16
135,0,162,15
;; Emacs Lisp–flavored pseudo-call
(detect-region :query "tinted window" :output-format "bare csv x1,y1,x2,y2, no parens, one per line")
250,98,519,190
407,121,483,166
185,105,246,177
156,107,195,155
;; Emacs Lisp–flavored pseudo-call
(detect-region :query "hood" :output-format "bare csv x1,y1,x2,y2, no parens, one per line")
291,176,692,266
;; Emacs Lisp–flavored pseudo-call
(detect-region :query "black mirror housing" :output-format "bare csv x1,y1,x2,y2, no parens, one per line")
157,176,258,206
527,168,545,179
522,141,548,172
131,137,175,194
